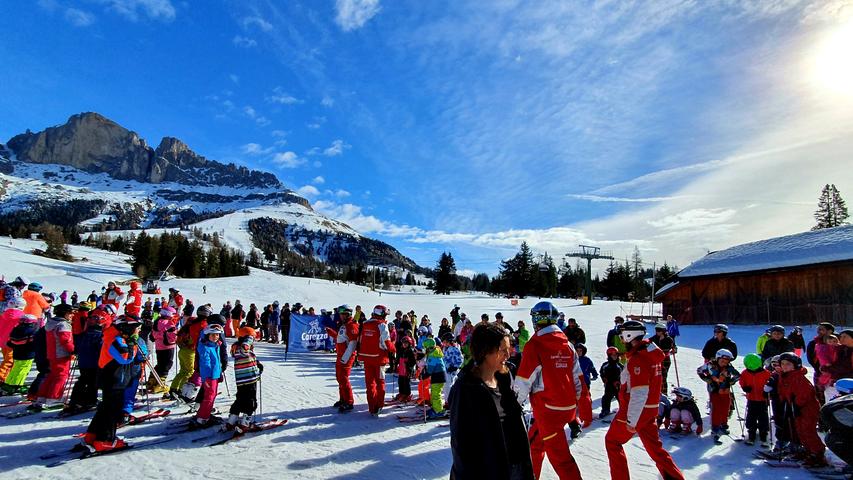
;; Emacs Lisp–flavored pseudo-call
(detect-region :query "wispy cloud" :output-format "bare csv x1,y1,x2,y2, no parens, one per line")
323,139,350,157
568,194,692,203
241,15,272,31
306,116,326,129
335,0,381,31
321,95,335,107
266,87,302,105
229,74,240,84
312,176,325,185
233,35,257,48
65,7,95,26
96,0,176,22
241,143,274,155
272,151,305,168
296,185,321,197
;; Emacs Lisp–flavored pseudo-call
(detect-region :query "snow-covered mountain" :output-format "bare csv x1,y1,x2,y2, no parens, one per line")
0,113,424,272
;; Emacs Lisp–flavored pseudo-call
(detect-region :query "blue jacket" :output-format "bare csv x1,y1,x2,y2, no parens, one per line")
578,356,598,386
197,338,223,381
425,350,447,384
444,346,463,372
74,326,104,369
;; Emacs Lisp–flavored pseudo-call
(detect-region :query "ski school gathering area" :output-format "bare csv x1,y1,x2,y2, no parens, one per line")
0,237,852,479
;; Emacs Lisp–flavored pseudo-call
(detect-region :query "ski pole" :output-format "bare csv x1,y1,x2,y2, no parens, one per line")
732,388,745,440
259,376,263,416
767,401,774,450
61,357,78,406
672,350,681,387
224,374,231,398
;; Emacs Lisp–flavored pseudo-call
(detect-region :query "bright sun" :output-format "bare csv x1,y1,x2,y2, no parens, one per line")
811,19,853,96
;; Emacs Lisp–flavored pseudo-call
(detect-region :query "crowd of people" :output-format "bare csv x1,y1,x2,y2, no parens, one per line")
1,273,852,479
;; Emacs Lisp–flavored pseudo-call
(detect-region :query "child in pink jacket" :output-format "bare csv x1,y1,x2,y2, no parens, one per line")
149,306,178,393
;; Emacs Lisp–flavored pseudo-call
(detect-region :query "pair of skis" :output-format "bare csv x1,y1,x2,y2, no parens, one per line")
190,418,289,447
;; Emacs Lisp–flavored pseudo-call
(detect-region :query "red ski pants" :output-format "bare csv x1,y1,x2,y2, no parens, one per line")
710,390,731,428
528,407,582,479
795,408,826,456
37,356,72,401
577,383,593,428
196,378,219,421
363,363,385,413
605,411,684,480
335,359,354,405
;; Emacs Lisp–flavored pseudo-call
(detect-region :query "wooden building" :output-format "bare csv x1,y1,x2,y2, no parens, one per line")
655,225,853,325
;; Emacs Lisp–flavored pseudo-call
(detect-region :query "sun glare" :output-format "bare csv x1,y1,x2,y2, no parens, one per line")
811,19,853,97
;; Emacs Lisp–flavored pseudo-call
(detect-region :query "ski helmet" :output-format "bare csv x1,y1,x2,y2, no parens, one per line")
743,353,763,371
238,327,256,339
835,378,853,395
113,315,141,335
76,301,93,311
777,352,802,369
27,282,43,292
196,304,213,318
793,326,803,333
770,355,782,367
11,276,28,287
372,305,389,317
530,301,559,326
102,304,118,317
606,347,619,356
160,306,176,318
206,314,226,327
713,324,728,334
619,320,646,343
423,338,436,350
6,297,26,310
654,323,667,331
672,387,693,400
715,349,734,361
202,324,224,336
53,304,73,318
337,304,353,315
768,325,784,334
129,281,139,290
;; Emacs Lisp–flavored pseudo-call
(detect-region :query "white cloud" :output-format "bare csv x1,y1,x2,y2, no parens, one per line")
267,87,302,105
334,189,351,198
96,0,175,22
229,74,239,84
243,105,257,118
241,143,274,155
306,116,326,129
241,15,272,31
312,176,325,185
335,0,381,31
568,194,691,203
65,8,95,26
323,139,351,157
321,95,335,107
233,35,257,48
271,130,288,137
255,116,271,127
296,185,321,197
272,151,305,168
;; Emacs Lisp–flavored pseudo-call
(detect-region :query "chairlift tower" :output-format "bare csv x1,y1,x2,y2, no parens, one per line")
565,245,614,305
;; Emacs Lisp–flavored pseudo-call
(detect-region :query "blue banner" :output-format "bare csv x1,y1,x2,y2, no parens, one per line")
287,313,336,353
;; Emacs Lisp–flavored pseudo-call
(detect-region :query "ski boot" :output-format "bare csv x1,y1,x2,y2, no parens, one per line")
338,403,354,413
89,437,128,453
427,408,447,420
668,421,683,434
569,421,582,439
332,400,343,409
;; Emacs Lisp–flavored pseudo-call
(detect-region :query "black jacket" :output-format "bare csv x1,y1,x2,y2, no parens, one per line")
760,337,794,361
563,326,586,345
701,336,738,361
449,364,534,480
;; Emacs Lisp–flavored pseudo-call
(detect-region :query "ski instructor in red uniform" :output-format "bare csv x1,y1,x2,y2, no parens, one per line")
605,320,684,480
515,301,584,479
325,304,359,413
358,305,395,416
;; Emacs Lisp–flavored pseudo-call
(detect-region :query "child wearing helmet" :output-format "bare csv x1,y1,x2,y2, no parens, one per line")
667,387,702,435
777,352,827,467
226,333,263,431
0,296,26,382
569,343,597,438
441,335,463,405
394,333,417,403
1,314,39,395
23,283,51,319
148,307,178,394
191,324,224,428
738,353,771,447
423,337,448,419
598,346,623,418
697,348,741,442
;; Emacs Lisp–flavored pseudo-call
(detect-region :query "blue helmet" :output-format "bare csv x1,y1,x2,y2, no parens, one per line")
836,378,853,395
530,301,559,325
28,282,43,292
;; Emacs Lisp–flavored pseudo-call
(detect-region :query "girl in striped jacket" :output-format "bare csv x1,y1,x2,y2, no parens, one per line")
226,330,264,430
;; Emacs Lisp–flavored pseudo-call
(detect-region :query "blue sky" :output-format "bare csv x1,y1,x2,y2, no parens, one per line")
3,0,853,276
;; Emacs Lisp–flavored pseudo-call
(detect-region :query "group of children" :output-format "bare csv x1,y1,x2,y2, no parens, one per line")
392,329,464,419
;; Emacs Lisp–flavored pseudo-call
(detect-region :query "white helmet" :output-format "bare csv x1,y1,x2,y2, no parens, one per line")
619,320,647,343
715,349,734,361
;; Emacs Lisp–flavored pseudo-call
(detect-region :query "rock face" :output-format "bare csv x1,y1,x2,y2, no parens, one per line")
6,112,281,188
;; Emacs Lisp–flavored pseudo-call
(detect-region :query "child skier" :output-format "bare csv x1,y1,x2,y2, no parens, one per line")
599,346,623,418
32,303,75,411
764,355,790,452
441,333,463,404
739,353,771,446
697,348,740,442
226,330,263,431
191,323,224,428
570,343,598,438
2,314,39,395
667,387,703,435
394,334,416,403
0,297,26,385
777,352,827,467
67,308,108,413
149,306,177,394
422,337,447,419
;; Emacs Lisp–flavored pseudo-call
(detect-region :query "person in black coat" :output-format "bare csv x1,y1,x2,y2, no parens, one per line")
760,325,794,362
449,323,534,480
701,324,738,361
563,318,586,346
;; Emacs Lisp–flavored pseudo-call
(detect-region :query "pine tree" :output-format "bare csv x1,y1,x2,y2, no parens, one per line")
433,252,459,295
814,184,850,230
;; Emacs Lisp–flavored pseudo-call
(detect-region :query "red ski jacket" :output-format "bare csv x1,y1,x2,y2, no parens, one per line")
514,324,583,412
739,368,771,403
619,339,665,428
358,317,395,366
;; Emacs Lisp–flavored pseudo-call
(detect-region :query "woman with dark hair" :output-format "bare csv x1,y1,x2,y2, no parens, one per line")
449,323,534,480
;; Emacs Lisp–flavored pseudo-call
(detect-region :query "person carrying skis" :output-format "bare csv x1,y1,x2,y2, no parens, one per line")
697,348,740,442
604,320,684,479
190,323,224,428
325,304,359,412
32,303,75,411
777,351,828,467
599,346,623,418
701,324,738,362
663,387,701,435
82,314,142,452
1,313,39,395
515,301,584,479
357,305,395,416
226,329,263,431
738,353,771,447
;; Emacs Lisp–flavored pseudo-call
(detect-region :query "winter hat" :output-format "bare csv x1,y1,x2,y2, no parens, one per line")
839,329,853,339
6,297,26,310
422,338,436,350
238,326,256,338
778,352,802,369
102,304,118,317
11,276,28,287
743,353,762,371
819,322,835,332
574,343,587,355
114,315,141,334
606,347,619,356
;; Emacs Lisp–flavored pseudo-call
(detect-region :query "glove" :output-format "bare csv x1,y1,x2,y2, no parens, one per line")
742,386,752,393
127,334,139,346
696,425,703,435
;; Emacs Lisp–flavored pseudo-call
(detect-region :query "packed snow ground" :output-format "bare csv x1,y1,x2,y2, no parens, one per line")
0,237,841,479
